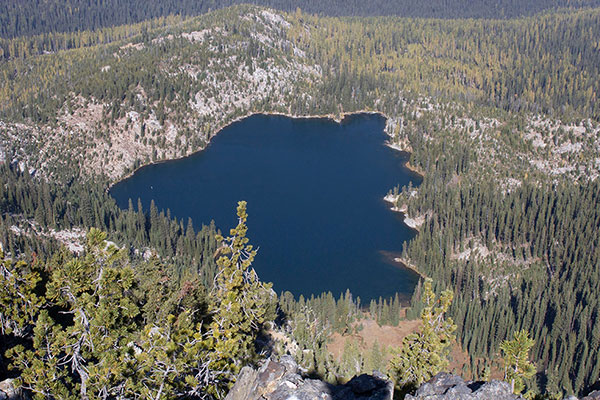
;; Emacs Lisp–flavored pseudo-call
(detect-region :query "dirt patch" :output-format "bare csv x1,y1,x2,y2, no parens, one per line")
328,317,470,375
448,343,470,374
328,318,420,361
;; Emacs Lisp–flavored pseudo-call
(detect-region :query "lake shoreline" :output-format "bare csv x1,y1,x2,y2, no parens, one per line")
110,108,427,266
384,142,424,178
379,249,425,279
108,109,414,189
110,110,425,301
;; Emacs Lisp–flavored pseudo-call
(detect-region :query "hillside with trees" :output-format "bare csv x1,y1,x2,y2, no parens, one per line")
2,0,600,39
1,4,599,399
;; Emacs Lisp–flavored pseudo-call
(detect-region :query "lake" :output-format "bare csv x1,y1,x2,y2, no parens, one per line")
110,113,422,302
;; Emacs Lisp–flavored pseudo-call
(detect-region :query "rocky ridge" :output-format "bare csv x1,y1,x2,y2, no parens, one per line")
404,373,520,400
2,356,600,400
225,356,393,400
224,357,600,400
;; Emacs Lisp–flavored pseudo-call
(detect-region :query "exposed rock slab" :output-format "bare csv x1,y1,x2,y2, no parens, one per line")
582,391,600,400
0,379,26,400
225,359,600,400
225,356,393,400
405,373,522,400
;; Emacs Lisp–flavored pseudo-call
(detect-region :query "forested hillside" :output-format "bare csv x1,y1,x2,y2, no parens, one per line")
1,4,599,399
2,0,600,39
393,130,600,394
2,7,599,182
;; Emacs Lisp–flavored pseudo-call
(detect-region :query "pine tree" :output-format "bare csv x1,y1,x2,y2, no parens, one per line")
8,229,140,399
389,278,456,388
206,201,273,394
500,329,536,394
0,253,44,338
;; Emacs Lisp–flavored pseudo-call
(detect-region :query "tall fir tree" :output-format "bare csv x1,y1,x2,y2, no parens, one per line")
500,330,536,394
206,201,273,395
389,278,456,388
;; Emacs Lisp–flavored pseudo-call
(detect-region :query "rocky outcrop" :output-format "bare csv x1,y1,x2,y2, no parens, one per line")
0,379,26,400
225,360,600,400
404,372,521,400
582,391,600,400
225,356,393,400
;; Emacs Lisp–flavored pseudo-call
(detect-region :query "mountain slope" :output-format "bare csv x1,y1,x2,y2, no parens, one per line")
2,0,600,38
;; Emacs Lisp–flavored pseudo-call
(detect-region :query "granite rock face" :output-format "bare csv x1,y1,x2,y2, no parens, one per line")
225,358,600,400
225,356,393,400
582,391,600,400
0,379,26,400
405,372,522,400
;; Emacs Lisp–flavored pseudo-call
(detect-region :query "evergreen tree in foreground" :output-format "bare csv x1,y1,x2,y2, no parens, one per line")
500,330,536,394
7,229,139,399
204,200,274,396
389,278,456,389
0,203,273,399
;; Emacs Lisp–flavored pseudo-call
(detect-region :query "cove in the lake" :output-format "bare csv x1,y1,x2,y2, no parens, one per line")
110,113,422,302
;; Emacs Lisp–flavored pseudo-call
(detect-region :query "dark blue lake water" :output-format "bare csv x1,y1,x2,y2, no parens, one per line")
110,113,421,302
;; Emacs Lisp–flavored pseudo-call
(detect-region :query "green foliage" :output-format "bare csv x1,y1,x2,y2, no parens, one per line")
366,341,385,373
1,204,273,399
123,201,276,399
389,279,456,387
501,330,536,394
8,229,140,399
0,254,44,338
0,253,46,379
208,201,273,384
1,0,598,40
124,311,215,399
1,4,599,398
404,163,600,395
0,164,219,288
306,9,600,120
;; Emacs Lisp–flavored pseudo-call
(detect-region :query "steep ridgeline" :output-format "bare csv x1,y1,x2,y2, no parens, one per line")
2,0,600,39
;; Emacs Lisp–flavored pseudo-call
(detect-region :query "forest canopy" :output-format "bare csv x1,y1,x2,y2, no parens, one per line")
2,0,600,38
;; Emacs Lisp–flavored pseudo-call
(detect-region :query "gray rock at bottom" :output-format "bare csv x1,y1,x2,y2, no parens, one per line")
582,391,600,400
225,356,393,400
0,379,26,400
225,360,599,400
404,372,522,400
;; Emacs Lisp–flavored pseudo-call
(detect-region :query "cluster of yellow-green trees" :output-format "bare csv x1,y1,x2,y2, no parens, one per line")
1,202,273,399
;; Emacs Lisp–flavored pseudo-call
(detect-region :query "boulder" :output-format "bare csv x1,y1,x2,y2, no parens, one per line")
0,379,24,400
583,391,600,400
226,361,600,400
225,356,393,400
405,373,521,400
